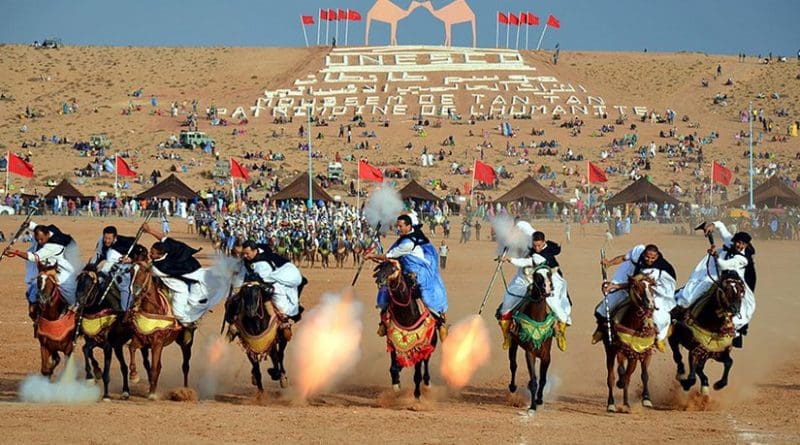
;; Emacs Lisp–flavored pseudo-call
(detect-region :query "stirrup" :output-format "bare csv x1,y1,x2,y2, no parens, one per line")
376,322,386,337
655,339,667,353
437,323,448,342
591,327,604,344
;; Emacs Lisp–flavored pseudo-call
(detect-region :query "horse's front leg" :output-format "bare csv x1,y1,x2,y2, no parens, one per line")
128,342,140,383
83,340,96,380
536,345,552,406
112,343,130,399
621,357,638,411
389,351,401,392
147,344,164,400
40,344,55,377
178,328,195,388
508,340,519,393
422,358,431,387
680,353,698,391
641,354,653,408
101,343,113,400
413,361,423,400
249,354,264,392
696,358,711,395
524,351,538,414
604,344,617,412
713,352,734,391
669,327,687,380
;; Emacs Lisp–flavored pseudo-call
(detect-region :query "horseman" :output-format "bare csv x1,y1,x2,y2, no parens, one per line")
366,213,448,340
229,241,305,339
140,222,208,327
675,222,756,348
5,222,81,320
497,229,572,352
594,244,677,352
89,225,136,312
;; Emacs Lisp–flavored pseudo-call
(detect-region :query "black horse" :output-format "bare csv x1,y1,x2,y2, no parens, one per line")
374,260,439,400
226,281,288,392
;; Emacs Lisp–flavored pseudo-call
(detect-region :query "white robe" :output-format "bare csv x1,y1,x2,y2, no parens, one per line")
595,244,677,340
93,237,132,311
675,221,755,331
234,259,302,317
500,253,572,324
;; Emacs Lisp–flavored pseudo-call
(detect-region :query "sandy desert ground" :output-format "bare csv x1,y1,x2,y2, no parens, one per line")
0,215,799,444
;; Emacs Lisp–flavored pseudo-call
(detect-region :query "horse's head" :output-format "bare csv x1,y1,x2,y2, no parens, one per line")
716,270,745,316
523,265,552,303
239,280,275,319
373,259,402,287
627,274,656,311
129,260,152,307
36,267,60,308
76,269,100,308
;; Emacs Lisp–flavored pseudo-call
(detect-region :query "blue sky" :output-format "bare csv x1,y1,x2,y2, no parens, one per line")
1,0,797,55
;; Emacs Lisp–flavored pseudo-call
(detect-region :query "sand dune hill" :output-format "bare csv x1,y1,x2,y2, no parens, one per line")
0,44,797,200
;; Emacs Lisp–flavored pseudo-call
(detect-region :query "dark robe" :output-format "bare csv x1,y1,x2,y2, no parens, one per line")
152,238,201,277
724,245,757,291
45,224,74,247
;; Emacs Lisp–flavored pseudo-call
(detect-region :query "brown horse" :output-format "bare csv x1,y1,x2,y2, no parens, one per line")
374,260,439,400
34,267,75,377
507,265,555,415
669,270,745,394
127,261,194,400
602,274,657,412
225,281,288,392
304,241,317,269
333,236,348,269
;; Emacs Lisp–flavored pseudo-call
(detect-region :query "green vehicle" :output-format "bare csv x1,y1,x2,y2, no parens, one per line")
180,131,214,149
89,133,112,149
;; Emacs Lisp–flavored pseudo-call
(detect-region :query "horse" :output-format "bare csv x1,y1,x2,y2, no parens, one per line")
275,234,291,258
127,261,194,399
318,238,332,269
669,270,745,394
226,281,288,391
303,239,317,269
291,237,305,264
75,269,149,400
333,236,348,269
507,265,555,415
602,274,658,412
33,266,76,377
373,260,439,399
351,237,365,268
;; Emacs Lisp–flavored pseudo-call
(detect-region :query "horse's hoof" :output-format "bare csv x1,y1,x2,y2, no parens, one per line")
535,398,544,406
129,372,140,384
607,404,617,413
517,409,535,417
121,391,130,400
642,399,653,409
279,375,288,389
147,393,159,401
713,381,727,391
267,367,282,381
392,384,401,393
680,380,693,391
676,372,688,381
701,386,710,395
508,384,517,393
103,396,111,402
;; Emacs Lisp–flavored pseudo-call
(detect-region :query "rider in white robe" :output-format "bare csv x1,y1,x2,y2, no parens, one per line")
234,243,303,318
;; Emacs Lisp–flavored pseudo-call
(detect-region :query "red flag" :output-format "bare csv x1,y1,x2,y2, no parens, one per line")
230,158,249,182
327,9,336,21
348,10,362,21
509,13,520,26
338,9,347,20
301,15,314,25
320,9,328,21
7,152,34,178
588,162,608,183
547,15,561,29
519,12,528,25
358,160,383,183
712,161,732,186
473,160,496,184
527,13,540,26
115,156,137,177
497,12,509,24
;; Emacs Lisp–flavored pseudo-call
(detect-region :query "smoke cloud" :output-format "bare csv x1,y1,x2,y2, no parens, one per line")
492,215,532,256
292,289,363,401
19,355,102,404
363,185,404,234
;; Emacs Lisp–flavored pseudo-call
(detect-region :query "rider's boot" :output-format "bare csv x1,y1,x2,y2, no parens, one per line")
555,321,568,352
499,319,512,350
377,310,387,337
437,313,448,342
592,313,607,344
732,323,748,348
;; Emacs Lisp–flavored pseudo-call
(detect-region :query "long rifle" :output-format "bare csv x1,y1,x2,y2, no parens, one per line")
478,247,509,315
351,222,381,286
0,204,38,264
600,248,613,342
695,221,721,280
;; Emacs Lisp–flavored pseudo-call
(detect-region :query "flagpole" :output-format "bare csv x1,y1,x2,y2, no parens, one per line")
316,9,322,45
326,16,330,46
357,174,360,211
307,105,313,208
345,9,350,47
506,13,510,49
495,12,499,49
335,13,340,44
525,20,530,50
301,18,309,47
5,151,9,195
709,161,714,213
536,24,548,50
587,161,591,215
748,101,754,209
470,159,477,207
114,154,119,197
515,20,520,50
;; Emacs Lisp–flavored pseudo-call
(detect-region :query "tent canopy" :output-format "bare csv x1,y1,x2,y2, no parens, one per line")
399,179,441,202
272,172,334,202
605,177,680,207
45,179,86,200
493,176,563,204
725,175,800,208
137,174,197,200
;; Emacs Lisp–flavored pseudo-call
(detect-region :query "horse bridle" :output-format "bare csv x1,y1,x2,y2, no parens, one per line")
715,276,744,316
525,264,552,303
240,281,271,321
37,271,62,307
77,270,100,307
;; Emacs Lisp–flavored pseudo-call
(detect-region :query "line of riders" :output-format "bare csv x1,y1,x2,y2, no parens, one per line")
5,212,756,402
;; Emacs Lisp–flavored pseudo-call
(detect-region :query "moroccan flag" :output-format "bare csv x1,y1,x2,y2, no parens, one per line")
320,9,328,20
230,158,249,181
327,9,336,21
527,13,540,26
115,156,137,177
473,160,496,184
519,12,528,25
712,161,732,186
497,12,509,24
338,9,347,20
509,13,520,26
348,10,362,21
301,15,314,25
7,152,34,178
547,15,561,29
588,162,608,183
358,160,383,183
